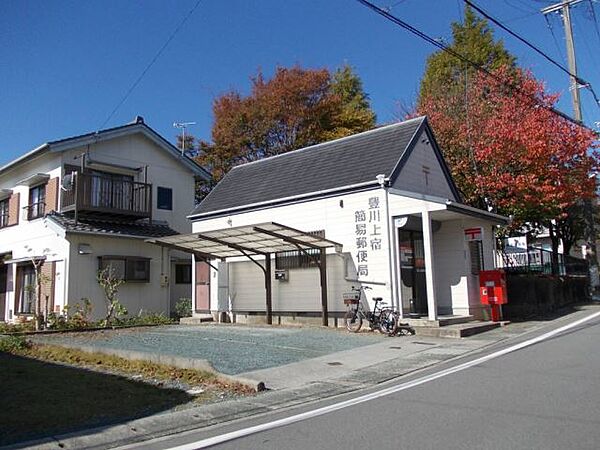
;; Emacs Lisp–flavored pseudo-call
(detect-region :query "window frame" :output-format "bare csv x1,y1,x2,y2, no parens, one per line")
27,183,46,220
16,264,36,315
98,256,151,283
175,263,192,284
156,186,173,211
0,199,9,228
275,230,325,270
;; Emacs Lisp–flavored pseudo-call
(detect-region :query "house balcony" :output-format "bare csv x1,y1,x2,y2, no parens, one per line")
61,173,152,219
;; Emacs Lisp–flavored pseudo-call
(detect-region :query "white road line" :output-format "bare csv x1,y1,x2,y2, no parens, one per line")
166,310,600,450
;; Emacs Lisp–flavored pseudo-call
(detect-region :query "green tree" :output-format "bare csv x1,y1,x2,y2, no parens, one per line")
191,64,375,198
419,5,515,102
324,65,376,140
417,6,517,207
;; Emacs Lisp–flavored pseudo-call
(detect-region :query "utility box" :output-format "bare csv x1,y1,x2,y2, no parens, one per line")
274,269,289,281
479,269,507,321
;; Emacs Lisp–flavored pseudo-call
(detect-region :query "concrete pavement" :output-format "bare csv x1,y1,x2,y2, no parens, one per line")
6,304,599,450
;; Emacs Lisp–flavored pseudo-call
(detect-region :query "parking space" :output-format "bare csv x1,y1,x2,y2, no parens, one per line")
35,324,385,375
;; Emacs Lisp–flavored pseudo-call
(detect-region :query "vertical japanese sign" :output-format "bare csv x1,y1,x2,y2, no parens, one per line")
354,195,383,277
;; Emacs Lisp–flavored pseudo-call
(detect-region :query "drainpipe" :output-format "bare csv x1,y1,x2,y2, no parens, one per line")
377,175,398,313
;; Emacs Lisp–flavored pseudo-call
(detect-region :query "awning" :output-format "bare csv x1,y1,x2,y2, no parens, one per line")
147,222,343,326
146,222,343,259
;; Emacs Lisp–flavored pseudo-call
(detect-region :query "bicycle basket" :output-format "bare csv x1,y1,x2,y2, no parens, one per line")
343,292,360,305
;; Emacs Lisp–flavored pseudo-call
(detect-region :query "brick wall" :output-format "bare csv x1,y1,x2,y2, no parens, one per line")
7,193,19,226
40,261,55,316
45,177,59,213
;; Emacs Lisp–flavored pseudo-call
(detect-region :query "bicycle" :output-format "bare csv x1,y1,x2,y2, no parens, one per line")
343,286,398,335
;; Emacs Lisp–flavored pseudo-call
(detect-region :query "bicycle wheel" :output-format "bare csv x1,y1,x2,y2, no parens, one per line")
344,310,363,333
379,309,398,336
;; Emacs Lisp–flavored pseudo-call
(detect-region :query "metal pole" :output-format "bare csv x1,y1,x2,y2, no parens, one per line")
265,253,272,325
561,1,582,122
319,248,328,327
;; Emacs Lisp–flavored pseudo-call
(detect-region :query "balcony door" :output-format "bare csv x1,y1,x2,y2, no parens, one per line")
90,170,133,211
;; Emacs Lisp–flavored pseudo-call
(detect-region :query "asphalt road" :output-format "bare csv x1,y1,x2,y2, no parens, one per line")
159,312,600,450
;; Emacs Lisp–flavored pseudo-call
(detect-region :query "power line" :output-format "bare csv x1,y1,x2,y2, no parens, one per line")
354,0,588,127
544,14,567,63
98,0,204,131
463,0,600,112
587,0,600,45
464,2,584,87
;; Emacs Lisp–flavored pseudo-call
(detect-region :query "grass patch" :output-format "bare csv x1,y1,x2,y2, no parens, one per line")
0,339,254,446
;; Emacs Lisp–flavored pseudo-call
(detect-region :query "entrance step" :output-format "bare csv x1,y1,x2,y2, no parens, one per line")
413,321,500,338
407,315,474,328
180,314,214,325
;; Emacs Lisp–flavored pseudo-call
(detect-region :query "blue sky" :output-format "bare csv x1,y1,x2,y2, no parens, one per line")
1,0,599,166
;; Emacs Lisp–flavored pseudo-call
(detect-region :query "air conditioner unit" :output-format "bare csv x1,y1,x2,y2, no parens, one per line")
274,269,288,282
61,173,75,191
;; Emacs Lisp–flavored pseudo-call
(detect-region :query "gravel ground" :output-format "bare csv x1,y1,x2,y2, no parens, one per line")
34,325,385,375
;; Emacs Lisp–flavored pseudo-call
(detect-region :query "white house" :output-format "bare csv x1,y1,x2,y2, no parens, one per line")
152,117,508,326
0,116,210,323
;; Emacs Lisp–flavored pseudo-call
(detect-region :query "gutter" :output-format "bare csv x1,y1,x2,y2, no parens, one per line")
445,201,509,224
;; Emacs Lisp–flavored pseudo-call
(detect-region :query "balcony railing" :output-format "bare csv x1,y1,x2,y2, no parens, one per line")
24,202,46,221
61,173,152,219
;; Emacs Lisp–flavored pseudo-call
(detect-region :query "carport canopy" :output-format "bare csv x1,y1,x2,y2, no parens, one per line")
146,222,343,325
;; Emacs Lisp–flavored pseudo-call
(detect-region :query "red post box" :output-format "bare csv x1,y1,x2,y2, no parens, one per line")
479,269,507,322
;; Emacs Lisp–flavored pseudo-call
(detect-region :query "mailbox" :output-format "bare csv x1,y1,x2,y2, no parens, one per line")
479,269,507,322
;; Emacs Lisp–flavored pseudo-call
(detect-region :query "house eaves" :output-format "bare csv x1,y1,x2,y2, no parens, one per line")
0,121,211,181
188,179,382,220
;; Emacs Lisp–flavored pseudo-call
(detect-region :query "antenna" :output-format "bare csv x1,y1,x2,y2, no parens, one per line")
173,121,196,156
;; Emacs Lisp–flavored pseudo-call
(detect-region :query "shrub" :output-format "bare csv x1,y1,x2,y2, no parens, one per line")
0,321,35,334
0,335,30,353
175,298,192,319
115,312,174,327
60,298,93,330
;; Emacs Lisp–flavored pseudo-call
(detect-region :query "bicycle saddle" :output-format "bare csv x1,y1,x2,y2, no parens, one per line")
373,297,383,302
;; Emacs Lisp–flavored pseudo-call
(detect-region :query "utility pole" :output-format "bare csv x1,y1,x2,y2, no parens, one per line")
541,0,584,121
173,121,196,156
542,0,599,292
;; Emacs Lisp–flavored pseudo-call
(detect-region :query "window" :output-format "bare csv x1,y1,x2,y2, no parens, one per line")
157,187,173,210
175,264,192,284
99,256,150,282
0,199,8,228
469,241,484,275
275,230,325,270
17,265,36,314
28,184,46,220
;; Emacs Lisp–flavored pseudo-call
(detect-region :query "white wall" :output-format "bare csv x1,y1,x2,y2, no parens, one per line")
391,133,458,201
0,219,69,321
194,188,394,314
61,133,196,233
67,234,170,320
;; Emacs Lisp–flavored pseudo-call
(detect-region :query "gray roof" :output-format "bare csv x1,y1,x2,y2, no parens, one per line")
47,213,179,239
191,116,431,218
0,118,211,180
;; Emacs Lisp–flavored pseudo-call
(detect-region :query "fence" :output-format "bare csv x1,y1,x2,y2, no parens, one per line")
496,247,588,276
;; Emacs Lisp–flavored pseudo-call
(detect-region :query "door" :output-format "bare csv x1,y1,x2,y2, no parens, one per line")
195,261,210,312
398,230,428,316
0,265,7,320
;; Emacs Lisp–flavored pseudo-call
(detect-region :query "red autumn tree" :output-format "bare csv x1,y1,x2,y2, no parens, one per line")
418,66,598,269
190,65,375,196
